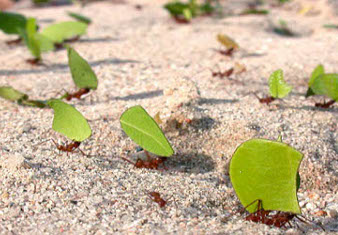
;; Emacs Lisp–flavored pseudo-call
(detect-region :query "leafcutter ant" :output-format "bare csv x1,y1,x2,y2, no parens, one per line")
64,88,90,101
172,16,190,24
6,37,22,45
26,58,43,66
35,139,86,156
217,47,235,57
120,150,167,170
315,99,335,108
54,36,81,50
244,199,325,231
148,191,167,208
253,93,275,105
210,68,234,78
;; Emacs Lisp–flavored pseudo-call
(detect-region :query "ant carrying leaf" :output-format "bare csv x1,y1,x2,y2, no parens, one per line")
255,69,292,105
120,150,167,170
216,34,239,56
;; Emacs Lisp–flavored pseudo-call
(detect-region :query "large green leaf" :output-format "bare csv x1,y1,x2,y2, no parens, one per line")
229,138,303,214
120,105,174,157
269,69,292,98
306,64,324,97
36,33,55,52
0,11,27,35
310,74,338,101
40,21,87,43
0,86,27,101
47,99,91,142
67,47,98,89
67,12,92,24
25,18,41,59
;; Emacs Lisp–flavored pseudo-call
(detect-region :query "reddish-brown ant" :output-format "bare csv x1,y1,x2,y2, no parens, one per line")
172,16,190,24
64,88,90,101
217,47,235,56
54,36,81,50
120,150,167,170
244,199,325,231
36,139,86,156
315,99,335,108
148,191,167,208
26,58,42,66
253,93,275,105
210,68,234,78
6,37,22,45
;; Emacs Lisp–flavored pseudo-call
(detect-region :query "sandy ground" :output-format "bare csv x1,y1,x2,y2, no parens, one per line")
0,0,337,234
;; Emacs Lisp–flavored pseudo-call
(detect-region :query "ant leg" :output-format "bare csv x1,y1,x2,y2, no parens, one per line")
144,150,152,161
77,148,87,157
119,156,136,166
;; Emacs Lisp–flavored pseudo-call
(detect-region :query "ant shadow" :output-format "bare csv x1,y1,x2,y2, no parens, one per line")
322,217,338,232
0,58,140,76
28,162,64,179
166,153,215,174
277,104,338,113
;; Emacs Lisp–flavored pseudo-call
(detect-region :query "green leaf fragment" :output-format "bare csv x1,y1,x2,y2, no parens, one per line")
310,74,338,101
47,99,91,142
67,12,92,24
229,138,303,214
306,64,324,98
0,11,27,35
36,33,55,52
217,34,239,50
41,21,87,43
269,69,292,98
0,86,27,101
25,18,41,59
120,105,174,157
67,47,98,90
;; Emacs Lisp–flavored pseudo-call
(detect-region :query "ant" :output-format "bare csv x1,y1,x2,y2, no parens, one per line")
36,139,86,156
26,58,43,66
120,150,167,170
244,199,325,231
210,68,234,78
315,99,335,108
253,93,275,105
6,37,22,45
217,47,235,57
64,88,90,101
148,191,167,208
173,16,190,24
54,36,80,50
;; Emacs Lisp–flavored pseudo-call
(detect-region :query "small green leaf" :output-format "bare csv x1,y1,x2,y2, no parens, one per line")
67,47,98,90
323,24,338,29
310,74,338,101
164,2,189,17
36,33,55,52
306,64,324,98
240,9,269,15
67,11,92,24
47,99,91,141
183,8,192,20
0,11,27,35
217,34,239,50
229,138,303,214
120,105,174,157
269,69,292,98
25,18,41,59
0,86,28,101
41,21,87,43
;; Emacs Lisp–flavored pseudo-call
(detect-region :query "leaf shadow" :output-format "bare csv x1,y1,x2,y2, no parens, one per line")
113,90,163,101
0,58,140,76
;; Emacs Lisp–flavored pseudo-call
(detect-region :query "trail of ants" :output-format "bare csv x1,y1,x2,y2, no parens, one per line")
243,199,325,231
120,150,167,170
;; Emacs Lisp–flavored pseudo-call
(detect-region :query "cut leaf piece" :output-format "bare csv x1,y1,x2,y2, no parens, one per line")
306,64,324,97
25,18,41,59
310,74,338,101
67,12,92,24
47,99,91,142
120,105,174,157
0,86,27,101
67,47,98,90
229,138,303,214
41,21,87,43
269,69,292,98
0,11,27,35
217,34,239,50
36,33,55,52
